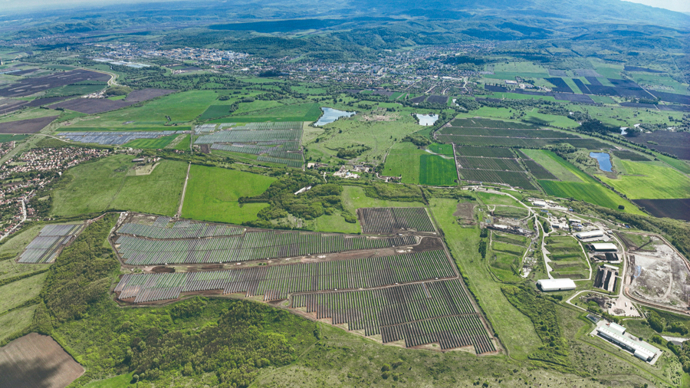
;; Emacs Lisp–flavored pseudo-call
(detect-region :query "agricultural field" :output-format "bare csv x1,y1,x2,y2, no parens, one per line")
419,154,457,186
305,110,420,166
358,207,435,234
51,155,186,217
0,272,47,313
123,134,178,149
0,333,85,388
0,305,37,343
181,166,276,224
598,160,690,199
489,231,529,282
72,90,218,128
521,150,643,213
381,142,425,184
227,101,322,122
633,198,690,222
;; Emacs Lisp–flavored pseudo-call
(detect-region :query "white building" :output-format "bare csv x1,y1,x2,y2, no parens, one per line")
537,278,576,292
576,230,604,240
532,200,547,207
590,243,618,252
595,323,660,362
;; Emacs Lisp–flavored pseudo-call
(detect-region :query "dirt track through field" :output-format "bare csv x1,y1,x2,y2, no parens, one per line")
0,333,84,388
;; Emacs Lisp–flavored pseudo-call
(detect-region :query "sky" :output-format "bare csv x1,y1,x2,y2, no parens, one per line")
1,0,689,14
622,0,690,13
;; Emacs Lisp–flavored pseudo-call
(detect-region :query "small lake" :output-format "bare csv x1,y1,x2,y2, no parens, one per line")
416,114,438,126
590,152,612,172
314,107,355,127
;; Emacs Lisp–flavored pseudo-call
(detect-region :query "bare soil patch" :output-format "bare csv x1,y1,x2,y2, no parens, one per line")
453,202,476,224
0,116,58,133
0,69,110,98
0,333,84,388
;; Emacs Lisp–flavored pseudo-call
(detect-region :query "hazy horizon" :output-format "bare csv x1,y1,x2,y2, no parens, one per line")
1,0,689,15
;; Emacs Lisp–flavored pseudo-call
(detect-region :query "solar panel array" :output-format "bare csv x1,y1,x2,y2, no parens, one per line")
194,123,303,167
118,221,244,239
59,131,186,145
359,208,436,234
115,231,417,265
293,279,495,353
114,250,454,302
19,224,82,263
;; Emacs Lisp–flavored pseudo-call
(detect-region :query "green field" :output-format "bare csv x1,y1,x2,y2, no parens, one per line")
74,90,218,128
520,149,580,181
0,305,37,343
430,198,541,359
0,134,29,142
181,165,276,224
0,272,47,313
0,256,49,281
525,150,644,214
123,134,178,149
225,102,322,122
342,186,424,212
381,142,425,184
428,143,454,156
419,154,457,186
172,134,191,150
51,155,186,217
598,160,690,199
43,82,107,98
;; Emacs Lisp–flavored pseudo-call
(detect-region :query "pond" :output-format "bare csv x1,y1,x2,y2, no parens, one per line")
590,152,612,172
416,113,438,126
314,107,355,126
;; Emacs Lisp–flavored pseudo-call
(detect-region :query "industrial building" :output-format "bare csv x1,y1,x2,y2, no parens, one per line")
594,265,618,292
589,243,618,252
595,322,661,363
576,230,604,240
537,278,576,292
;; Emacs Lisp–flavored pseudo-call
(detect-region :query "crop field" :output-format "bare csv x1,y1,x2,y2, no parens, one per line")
72,90,218,128
419,154,457,186
440,127,580,139
17,224,83,263
0,116,58,133
0,333,85,388
115,227,418,265
427,143,454,156
628,132,690,160
633,199,690,222
458,169,538,190
123,134,178,149
358,207,435,234
598,160,690,199
0,69,109,97
0,134,28,142
520,149,580,181
294,279,495,353
449,118,536,129
382,142,426,184
228,102,322,122
51,155,186,217
438,135,608,149
455,146,515,158
114,250,452,301
42,81,107,98
181,166,276,224
196,123,303,167
611,150,651,161
522,159,557,180
59,130,187,146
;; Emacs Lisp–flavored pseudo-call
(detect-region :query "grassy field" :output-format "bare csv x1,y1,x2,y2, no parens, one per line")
172,134,191,151
0,134,29,142
430,198,541,359
83,373,135,388
110,160,187,216
341,185,425,230
419,154,457,186
305,111,421,166
73,90,218,128
657,154,690,174
0,272,47,313
123,135,178,149
181,166,275,224
0,258,49,282
521,150,644,213
0,305,37,343
427,143,454,156
381,142,425,184
521,149,580,181
303,213,360,234
51,155,186,217
225,101,321,122
598,160,690,199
